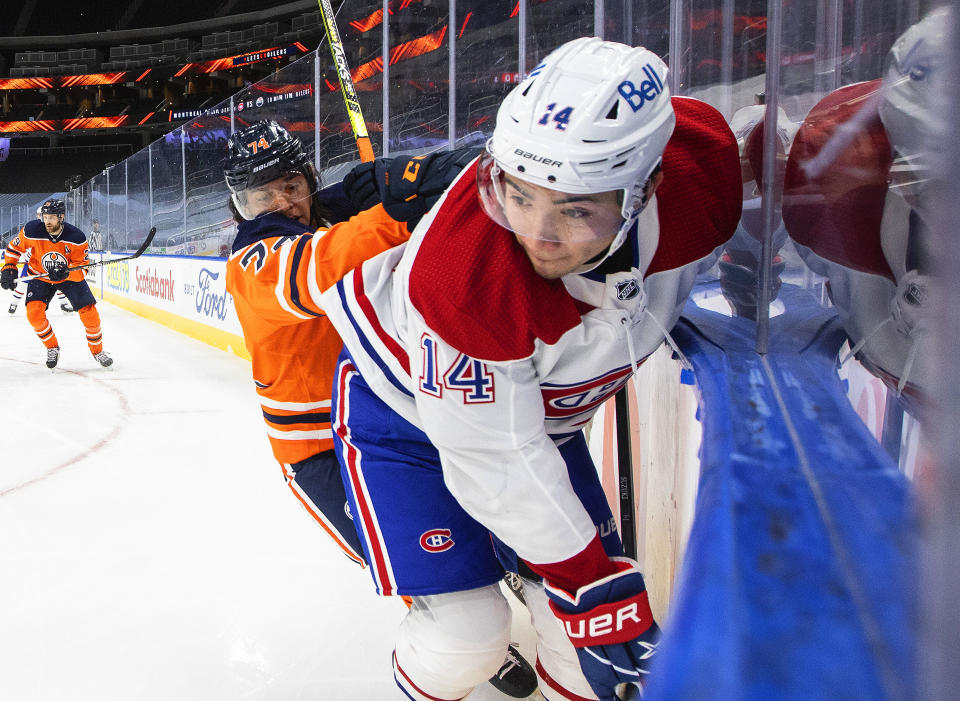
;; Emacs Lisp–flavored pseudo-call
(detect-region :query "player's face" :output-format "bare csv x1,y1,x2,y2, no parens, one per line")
42,214,62,232
238,173,312,226
501,176,621,279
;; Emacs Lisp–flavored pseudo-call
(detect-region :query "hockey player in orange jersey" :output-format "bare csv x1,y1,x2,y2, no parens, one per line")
222,120,535,698
7,206,73,315
1,199,112,369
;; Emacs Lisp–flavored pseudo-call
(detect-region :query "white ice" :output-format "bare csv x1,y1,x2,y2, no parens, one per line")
0,300,537,700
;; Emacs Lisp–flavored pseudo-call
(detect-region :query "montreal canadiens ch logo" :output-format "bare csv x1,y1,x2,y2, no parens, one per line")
420,528,455,553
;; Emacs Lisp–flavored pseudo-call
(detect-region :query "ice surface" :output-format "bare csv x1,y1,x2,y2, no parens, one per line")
0,301,537,700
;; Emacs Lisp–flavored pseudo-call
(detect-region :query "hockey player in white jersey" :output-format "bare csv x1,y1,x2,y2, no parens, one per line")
318,37,742,701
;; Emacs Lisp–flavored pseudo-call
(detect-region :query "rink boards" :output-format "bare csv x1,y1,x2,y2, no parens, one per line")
86,251,250,360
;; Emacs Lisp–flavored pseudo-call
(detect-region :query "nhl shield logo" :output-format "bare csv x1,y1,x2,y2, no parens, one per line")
419,528,455,553
616,279,641,301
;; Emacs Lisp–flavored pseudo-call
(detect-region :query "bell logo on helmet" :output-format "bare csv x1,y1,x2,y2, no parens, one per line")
618,64,665,113
513,149,563,167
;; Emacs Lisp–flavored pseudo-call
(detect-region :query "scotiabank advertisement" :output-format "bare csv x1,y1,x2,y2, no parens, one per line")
90,253,245,354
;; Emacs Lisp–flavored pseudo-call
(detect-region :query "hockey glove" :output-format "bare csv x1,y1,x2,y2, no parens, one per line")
343,147,483,229
342,161,382,214
544,557,661,701
46,260,69,283
0,266,16,290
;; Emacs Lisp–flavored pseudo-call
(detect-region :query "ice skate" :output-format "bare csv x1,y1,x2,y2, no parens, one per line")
46,346,60,369
60,302,74,313
8,303,15,314
488,644,537,699
93,351,113,368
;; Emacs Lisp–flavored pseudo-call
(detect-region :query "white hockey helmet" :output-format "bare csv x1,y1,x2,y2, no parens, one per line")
879,7,951,172
478,37,675,265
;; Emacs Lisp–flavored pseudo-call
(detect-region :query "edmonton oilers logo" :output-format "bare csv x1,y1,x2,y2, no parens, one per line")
616,279,641,301
419,528,454,553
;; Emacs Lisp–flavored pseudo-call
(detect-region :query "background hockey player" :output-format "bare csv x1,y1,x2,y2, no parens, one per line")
221,120,535,698
0,199,112,369
317,37,741,701
7,206,73,315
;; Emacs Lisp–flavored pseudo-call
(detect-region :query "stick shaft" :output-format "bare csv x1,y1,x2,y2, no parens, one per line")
317,0,375,162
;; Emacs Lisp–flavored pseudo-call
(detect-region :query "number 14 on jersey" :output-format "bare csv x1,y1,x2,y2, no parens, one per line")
419,334,495,403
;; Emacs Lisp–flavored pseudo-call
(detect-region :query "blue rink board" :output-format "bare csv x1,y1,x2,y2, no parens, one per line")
643,285,917,701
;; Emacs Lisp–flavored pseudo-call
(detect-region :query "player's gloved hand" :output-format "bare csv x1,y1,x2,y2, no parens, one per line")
46,260,69,283
342,161,382,214
0,266,17,290
544,557,661,701
343,147,482,228
379,147,482,228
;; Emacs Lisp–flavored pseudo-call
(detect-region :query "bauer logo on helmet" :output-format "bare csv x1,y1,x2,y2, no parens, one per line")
513,149,562,167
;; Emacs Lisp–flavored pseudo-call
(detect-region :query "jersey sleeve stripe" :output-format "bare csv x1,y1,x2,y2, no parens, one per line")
263,426,333,441
287,235,324,317
353,266,411,375
306,234,328,311
257,397,331,411
274,243,312,320
335,277,414,398
262,409,331,425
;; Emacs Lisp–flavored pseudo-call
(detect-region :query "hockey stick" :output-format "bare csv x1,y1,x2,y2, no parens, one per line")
316,0,375,162
614,386,637,560
18,227,157,282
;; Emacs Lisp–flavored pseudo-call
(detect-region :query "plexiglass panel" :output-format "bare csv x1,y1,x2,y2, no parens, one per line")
526,0,596,66
125,148,152,254
385,0,451,154
452,1,519,148
149,129,187,255
774,0,940,473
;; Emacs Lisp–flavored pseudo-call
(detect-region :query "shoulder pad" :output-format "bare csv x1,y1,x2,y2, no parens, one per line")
22,219,47,239
647,97,742,275
60,223,87,245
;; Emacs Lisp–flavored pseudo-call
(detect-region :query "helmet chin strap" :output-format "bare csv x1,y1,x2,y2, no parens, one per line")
570,217,638,275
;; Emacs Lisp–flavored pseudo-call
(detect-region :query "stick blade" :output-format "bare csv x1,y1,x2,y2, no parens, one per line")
134,227,157,257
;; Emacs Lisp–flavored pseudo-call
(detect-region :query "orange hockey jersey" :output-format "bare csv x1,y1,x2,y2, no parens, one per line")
226,204,409,465
3,219,89,283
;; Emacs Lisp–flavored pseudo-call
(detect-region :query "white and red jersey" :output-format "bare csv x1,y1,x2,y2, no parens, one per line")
320,96,741,568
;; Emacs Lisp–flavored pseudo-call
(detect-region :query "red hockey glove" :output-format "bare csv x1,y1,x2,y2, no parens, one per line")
544,557,661,701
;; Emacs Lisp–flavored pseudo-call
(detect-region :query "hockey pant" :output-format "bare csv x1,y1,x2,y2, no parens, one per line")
281,450,366,566
333,354,611,701
393,582,597,701
25,279,102,353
